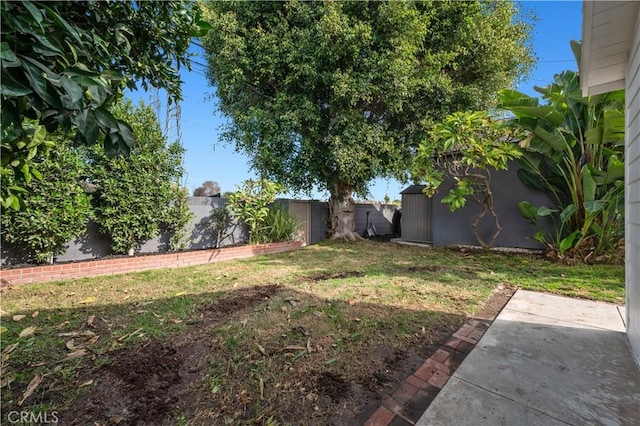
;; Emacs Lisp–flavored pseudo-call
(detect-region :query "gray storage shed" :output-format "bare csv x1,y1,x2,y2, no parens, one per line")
400,185,433,244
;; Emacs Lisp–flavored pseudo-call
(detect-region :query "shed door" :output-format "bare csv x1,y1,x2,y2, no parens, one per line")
401,195,432,243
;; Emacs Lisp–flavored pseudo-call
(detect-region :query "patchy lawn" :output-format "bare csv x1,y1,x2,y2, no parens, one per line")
0,241,624,425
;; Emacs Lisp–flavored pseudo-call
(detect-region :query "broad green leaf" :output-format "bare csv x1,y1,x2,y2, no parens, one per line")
60,76,84,105
507,106,565,127
584,200,604,213
0,42,20,66
21,59,61,108
582,167,597,203
536,206,558,217
517,201,538,222
560,204,577,224
0,73,32,96
559,230,580,253
41,3,82,44
22,1,44,24
603,110,625,141
498,89,538,108
531,125,566,152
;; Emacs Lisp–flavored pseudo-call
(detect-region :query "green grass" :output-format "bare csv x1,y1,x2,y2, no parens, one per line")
0,240,624,424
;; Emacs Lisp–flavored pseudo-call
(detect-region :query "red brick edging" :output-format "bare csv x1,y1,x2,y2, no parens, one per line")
0,241,303,287
364,319,491,426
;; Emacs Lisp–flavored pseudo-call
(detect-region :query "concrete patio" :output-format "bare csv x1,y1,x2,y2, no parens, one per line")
416,290,640,425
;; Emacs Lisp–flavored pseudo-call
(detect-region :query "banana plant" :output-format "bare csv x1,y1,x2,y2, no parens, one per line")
500,41,625,261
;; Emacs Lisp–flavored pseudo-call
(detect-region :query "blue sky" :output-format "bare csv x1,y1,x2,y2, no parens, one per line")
130,1,582,201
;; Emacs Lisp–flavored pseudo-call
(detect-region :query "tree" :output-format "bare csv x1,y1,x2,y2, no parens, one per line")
88,100,189,254
412,111,524,248
193,180,221,197
200,0,534,239
500,43,625,261
1,0,204,209
1,133,93,263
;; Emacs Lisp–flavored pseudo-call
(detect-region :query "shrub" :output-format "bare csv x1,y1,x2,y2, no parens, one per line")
259,204,299,243
1,136,92,263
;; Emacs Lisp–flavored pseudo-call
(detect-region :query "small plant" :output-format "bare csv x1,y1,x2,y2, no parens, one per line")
259,204,299,243
165,186,194,251
226,179,283,244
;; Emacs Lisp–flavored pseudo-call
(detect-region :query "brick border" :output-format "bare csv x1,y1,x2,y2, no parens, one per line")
364,318,491,426
0,241,303,287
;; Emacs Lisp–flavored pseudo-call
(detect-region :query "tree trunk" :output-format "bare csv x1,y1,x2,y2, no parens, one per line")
329,185,361,241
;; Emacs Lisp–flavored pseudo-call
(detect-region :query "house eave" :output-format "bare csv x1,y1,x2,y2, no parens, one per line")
581,1,639,96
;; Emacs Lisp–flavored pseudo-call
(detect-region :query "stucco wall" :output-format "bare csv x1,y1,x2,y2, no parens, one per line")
626,15,640,365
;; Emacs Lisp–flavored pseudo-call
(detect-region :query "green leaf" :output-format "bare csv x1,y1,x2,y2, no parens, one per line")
559,204,576,224
582,167,596,203
21,58,61,108
584,200,604,213
60,76,84,105
536,206,558,217
517,201,538,222
559,230,580,253
0,42,20,66
506,106,565,127
0,72,32,96
23,1,44,24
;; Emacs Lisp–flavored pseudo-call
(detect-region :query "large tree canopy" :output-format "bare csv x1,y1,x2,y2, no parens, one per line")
1,0,203,209
201,0,534,238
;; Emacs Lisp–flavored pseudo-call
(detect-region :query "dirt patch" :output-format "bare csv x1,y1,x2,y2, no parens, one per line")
472,284,516,321
316,371,349,402
304,271,366,282
59,285,280,426
406,265,441,273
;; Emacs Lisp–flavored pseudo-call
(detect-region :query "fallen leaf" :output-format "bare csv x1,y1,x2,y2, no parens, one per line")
65,349,86,360
284,345,305,351
29,362,46,367
175,291,186,296
12,314,26,321
2,343,18,356
0,327,7,334
78,379,94,388
79,296,97,304
348,299,356,306
256,343,267,356
66,339,77,351
55,330,95,338
18,373,43,405
87,315,95,327
306,338,313,354
85,335,99,345
19,326,37,338
52,321,70,330
31,311,39,319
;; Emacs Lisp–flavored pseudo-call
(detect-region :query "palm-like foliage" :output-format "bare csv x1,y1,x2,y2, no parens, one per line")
500,42,625,260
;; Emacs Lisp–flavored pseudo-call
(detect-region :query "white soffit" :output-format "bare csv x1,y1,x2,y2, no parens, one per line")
581,1,640,96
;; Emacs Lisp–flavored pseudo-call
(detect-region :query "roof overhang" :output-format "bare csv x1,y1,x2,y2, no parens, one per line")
581,1,640,96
